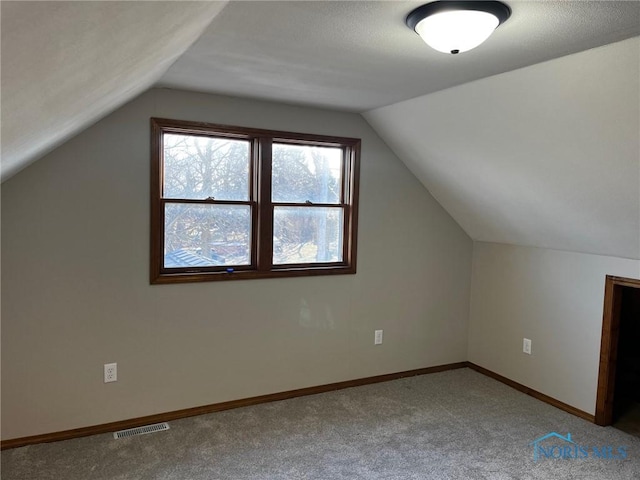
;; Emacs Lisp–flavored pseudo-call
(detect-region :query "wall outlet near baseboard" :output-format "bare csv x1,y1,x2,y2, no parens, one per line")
523,338,532,355
374,330,383,345
104,363,117,383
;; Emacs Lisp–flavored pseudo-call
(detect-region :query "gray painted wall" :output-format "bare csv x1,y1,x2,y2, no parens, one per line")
469,242,640,414
1,89,473,440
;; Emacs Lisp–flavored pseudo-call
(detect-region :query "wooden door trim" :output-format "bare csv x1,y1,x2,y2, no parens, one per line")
595,275,640,425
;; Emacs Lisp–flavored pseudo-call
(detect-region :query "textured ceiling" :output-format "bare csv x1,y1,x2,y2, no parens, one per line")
364,37,640,260
1,1,227,180
159,0,640,111
2,1,639,260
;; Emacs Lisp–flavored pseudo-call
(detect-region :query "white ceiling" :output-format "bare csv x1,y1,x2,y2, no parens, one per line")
365,37,640,259
159,0,640,111
1,0,227,180
2,1,639,260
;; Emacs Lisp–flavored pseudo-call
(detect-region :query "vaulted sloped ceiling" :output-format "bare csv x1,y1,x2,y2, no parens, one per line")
0,1,227,180
364,37,640,260
2,1,638,260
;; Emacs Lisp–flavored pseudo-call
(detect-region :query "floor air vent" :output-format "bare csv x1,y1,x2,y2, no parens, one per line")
113,422,170,439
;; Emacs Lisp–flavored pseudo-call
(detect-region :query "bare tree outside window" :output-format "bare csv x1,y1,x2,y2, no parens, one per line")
163,134,251,267
150,118,360,284
272,143,343,264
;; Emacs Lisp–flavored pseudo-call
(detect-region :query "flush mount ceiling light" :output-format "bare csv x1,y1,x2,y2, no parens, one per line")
406,1,511,55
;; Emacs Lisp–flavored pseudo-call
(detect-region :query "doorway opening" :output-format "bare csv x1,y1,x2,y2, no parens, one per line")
595,275,640,437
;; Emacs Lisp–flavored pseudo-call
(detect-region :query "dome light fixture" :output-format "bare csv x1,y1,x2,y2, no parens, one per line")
406,1,511,55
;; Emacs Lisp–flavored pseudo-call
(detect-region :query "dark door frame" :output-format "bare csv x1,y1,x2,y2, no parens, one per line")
595,275,640,425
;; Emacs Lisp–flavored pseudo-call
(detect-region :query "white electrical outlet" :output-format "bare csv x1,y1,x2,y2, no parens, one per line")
374,330,383,345
104,363,117,383
523,338,532,355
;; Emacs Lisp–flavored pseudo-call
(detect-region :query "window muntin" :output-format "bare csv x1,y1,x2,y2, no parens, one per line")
151,118,360,284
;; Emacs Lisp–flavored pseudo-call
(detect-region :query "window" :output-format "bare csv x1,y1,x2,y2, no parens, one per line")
150,118,360,284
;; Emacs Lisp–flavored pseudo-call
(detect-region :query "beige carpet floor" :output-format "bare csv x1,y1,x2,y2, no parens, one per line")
2,368,640,479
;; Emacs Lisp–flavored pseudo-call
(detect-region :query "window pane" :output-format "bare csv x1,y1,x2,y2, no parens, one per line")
163,134,250,201
273,207,343,264
272,143,342,204
164,203,251,268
